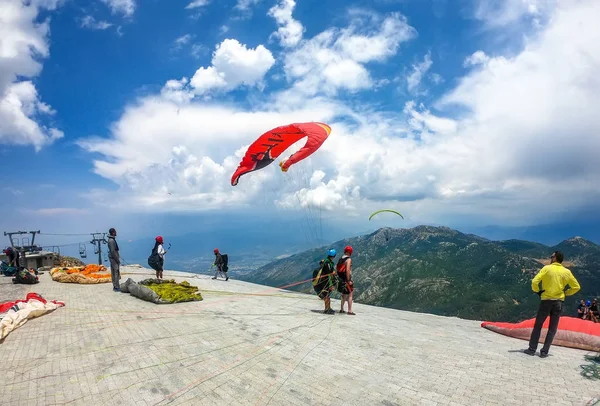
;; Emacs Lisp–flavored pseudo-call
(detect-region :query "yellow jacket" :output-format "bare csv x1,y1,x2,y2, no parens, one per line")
531,262,580,301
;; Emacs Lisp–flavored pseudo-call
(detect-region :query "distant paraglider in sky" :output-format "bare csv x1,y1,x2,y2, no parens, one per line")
369,209,404,221
230,122,332,186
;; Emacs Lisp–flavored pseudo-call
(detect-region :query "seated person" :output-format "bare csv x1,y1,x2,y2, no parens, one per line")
577,299,586,318
591,299,599,317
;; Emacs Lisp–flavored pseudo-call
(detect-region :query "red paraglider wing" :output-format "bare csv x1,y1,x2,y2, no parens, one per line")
231,122,331,186
481,316,600,351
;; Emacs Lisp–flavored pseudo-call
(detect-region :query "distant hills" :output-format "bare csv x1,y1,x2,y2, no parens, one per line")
239,226,600,322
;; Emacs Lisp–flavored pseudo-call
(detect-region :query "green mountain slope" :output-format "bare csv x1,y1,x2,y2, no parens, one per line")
240,226,599,322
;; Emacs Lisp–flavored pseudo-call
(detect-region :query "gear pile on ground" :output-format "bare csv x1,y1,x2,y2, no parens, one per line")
120,278,203,304
50,264,111,284
55,256,85,267
12,268,39,284
1,293,65,341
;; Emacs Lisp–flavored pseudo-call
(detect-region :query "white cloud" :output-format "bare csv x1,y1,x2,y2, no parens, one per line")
472,0,554,28
406,52,433,93
463,50,490,67
0,0,63,150
189,39,275,95
101,0,135,17
171,34,207,59
80,16,113,30
268,0,304,48
174,34,193,47
185,0,210,9
235,0,261,11
160,78,194,104
79,2,600,228
190,44,208,59
282,12,416,96
429,73,444,85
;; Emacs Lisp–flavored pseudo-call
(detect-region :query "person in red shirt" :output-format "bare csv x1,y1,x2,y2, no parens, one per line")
336,245,355,315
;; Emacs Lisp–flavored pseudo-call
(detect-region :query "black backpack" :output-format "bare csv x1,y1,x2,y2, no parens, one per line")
221,254,228,272
13,269,39,285
147,244,164,271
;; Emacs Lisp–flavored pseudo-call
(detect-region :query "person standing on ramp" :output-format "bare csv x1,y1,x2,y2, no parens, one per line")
524,250,580,357
108,228,121,292
212,248,228,281
337,245,355,315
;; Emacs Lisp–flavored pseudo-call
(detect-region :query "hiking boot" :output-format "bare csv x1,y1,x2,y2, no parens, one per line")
523,348,536,356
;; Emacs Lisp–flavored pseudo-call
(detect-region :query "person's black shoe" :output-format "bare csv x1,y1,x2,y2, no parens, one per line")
539,351,549,358
523,348,536,356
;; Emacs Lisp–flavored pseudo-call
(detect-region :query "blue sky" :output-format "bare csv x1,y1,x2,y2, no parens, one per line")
1,0,600,254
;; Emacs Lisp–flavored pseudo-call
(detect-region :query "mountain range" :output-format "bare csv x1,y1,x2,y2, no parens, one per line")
238,226,600,322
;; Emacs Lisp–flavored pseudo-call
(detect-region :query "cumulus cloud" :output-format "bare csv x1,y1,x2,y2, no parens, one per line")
79,2,600,227
189,39,275,95
268,0,304,48
101,0,135,17
281,12,416,96
0,0,63,150
463,50,490,67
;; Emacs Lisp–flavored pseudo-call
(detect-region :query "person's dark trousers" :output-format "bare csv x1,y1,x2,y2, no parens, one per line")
528,300,563,353
110,259,121,290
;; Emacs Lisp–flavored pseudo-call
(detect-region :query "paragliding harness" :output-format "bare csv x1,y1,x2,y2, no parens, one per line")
312,259,337,300
213,254,228,279
221,254,228,273
336,256,354,295
148,243,168,272
12,268,39,285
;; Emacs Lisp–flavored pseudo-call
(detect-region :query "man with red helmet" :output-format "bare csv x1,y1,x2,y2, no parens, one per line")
3,246,20,269
336,245,355,315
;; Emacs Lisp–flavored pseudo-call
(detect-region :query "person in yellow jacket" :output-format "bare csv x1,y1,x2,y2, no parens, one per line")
524,251,580,357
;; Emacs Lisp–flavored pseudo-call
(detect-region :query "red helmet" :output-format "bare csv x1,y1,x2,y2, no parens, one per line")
344,245,353,255
155,236,163,243
214,248,219,254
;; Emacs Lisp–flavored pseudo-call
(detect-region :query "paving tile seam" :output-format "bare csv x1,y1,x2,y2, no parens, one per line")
153,316,338,405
